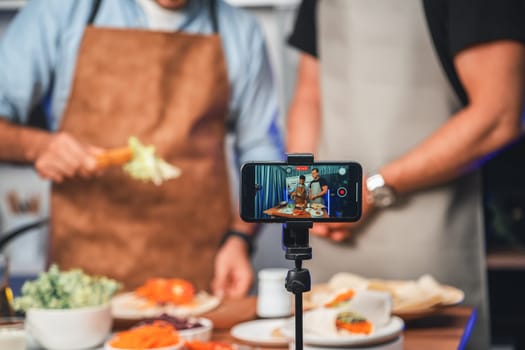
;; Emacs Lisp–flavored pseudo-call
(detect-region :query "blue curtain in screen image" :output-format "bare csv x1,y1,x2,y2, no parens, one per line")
255,165,287,218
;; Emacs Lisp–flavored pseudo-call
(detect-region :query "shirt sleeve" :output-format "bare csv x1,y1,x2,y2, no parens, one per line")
288,0,318,57
227,15,285,164
447,0,525,56
0,0,63,124
320,177,328,188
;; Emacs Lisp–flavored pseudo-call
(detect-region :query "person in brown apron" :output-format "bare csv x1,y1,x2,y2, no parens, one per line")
0,0,280,296
290,175,307,207
287,1,525,349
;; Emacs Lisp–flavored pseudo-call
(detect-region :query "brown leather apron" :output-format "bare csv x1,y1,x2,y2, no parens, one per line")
50,5,232,290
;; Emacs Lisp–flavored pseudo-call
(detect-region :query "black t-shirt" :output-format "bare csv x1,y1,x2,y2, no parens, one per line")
288,0,318,58
288,0,525,105
310,177,327,190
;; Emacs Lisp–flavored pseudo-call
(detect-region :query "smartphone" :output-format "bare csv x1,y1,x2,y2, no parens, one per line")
240,161,362,222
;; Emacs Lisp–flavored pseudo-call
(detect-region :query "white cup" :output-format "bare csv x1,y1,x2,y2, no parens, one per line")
257,268,292,318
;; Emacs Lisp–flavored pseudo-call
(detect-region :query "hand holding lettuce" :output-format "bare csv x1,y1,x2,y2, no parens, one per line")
95,136,181,185
123,137,181,185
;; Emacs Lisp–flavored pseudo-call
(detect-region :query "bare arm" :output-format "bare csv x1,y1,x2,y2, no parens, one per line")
0,119,100,182
0,119,51,162
287,53,321,153
381,40,525,194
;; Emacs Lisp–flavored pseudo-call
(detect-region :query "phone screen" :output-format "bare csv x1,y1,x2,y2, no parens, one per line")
240,162,362,222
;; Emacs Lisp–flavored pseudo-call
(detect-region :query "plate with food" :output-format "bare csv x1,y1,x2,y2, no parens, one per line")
111,278,220,320
230,318,290,346
310,209,324,218
281,290,403,347
310,203,326,210
105,320,184,350
306,273,464,320
280,299,403,347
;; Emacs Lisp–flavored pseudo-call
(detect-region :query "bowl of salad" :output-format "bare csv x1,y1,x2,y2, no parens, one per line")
13,265,120,350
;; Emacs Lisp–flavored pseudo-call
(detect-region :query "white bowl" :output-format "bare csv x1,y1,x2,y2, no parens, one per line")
177,317,213,341
26,304,112,350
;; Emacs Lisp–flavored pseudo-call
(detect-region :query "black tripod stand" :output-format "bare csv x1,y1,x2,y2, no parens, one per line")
283,221,312,350
283,153,315,350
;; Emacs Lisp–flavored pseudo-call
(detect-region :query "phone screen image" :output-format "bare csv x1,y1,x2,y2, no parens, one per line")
241,162,362,222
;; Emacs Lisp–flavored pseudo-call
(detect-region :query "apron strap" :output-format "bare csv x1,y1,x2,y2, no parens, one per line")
209,0,219,33
88,0,103,25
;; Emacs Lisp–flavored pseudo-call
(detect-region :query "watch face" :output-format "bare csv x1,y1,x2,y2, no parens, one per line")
374,187,396,207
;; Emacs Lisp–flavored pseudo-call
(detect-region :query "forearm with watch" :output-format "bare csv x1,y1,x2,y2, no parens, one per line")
367,41,525,208
220,221,258,257
366,172,398,209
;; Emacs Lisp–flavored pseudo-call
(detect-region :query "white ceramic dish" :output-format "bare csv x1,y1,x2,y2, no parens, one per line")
0,322,26,350
310,210,324,217
280,316,404,347
178,317,213,341
230,318,289,346
26,304,112,350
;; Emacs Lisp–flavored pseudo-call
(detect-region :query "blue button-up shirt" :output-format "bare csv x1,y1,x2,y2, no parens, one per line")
0,0,284,163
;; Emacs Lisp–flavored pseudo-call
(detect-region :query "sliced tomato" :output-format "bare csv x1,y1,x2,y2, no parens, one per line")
169,278,195,304
135,278,195,305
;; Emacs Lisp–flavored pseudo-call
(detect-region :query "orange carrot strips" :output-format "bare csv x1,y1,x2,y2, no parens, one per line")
324,290,356,308
109,321,180,349
96,147,133,169
335,319,373,335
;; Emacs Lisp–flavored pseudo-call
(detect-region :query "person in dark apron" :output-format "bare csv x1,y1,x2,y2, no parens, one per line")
287,1,525,349
0,0,283,296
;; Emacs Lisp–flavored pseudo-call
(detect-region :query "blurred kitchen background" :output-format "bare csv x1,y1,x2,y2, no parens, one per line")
1,1,525,349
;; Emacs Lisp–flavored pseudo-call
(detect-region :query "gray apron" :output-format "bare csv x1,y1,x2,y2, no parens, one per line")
310,180,325,205
309,1,489,348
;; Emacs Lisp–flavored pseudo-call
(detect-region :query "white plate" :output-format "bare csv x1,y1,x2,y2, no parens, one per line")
280,316,404,347
310,210,324,217
230,319,290,346
111,292,220,319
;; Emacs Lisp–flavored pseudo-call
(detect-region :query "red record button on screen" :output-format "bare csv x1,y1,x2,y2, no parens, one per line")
295,166,309,171
337,187,348,197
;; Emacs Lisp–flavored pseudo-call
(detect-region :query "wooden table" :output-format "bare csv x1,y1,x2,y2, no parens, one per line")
204,297,474,350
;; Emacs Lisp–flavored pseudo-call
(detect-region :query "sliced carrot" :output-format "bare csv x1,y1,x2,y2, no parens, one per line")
109,321,180,349
96,147,133,168
186,341,233,350
324,290,356,308
335,319,373,335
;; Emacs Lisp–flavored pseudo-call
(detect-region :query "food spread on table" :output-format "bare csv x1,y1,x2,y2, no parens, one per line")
111,278,220,319
306,273,464,318
302,290,392,338
12,264,120,311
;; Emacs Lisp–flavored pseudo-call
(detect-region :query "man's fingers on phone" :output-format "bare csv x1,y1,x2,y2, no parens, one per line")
330,230,350,242
311,224,329,237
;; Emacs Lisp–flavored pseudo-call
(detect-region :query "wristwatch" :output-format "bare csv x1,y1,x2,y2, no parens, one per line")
366,173,397,208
